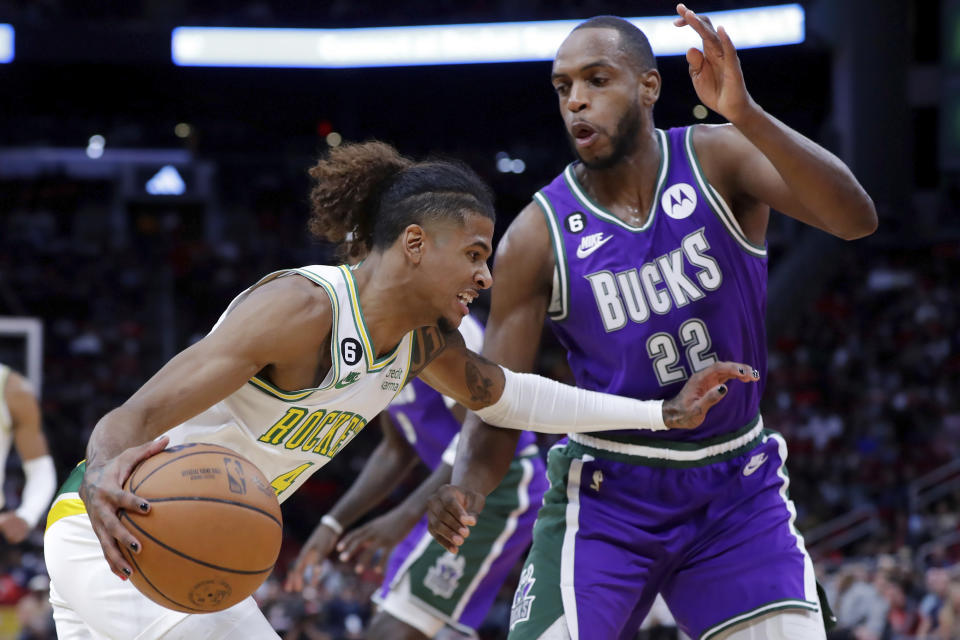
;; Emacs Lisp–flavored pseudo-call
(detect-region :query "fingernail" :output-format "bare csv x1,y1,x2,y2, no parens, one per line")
355,565,363,574
454,536,463,546
138,502,149,512
738,367,744,375
752,369,759,379
129,541,139,552
718,384,727,395
339,552,348,561
121,567,131,577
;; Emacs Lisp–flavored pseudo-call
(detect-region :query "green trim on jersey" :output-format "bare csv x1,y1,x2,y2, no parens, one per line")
247,268,341,402
684,126,767,258
561,128,668,233
534,192,570,322
337,265,403,372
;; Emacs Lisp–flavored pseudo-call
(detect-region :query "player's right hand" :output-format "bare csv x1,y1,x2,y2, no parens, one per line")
663,361,759,429
426,484,485,555
80,436,169,581
284,520,340,592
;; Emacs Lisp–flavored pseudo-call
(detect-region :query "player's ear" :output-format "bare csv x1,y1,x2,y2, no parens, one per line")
402,224,426,265
638,69,661,106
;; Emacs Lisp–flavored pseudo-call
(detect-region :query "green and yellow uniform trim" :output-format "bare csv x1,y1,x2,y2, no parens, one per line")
246,268,341,402
45,460,87,531
337,265,403,372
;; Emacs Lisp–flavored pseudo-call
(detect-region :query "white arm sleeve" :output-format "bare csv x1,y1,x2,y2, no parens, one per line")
474,368,667,434
15,455,57,529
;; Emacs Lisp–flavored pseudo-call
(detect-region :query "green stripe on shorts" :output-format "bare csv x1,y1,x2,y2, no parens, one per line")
406,456,529,617
507,447,572,639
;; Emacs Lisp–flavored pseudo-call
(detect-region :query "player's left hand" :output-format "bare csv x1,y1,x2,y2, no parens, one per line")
0,512,31,544
426,484,484,555
674,4,757,124
335,510,415,574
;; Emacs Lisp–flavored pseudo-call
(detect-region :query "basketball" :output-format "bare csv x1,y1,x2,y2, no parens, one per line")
119,443,283,613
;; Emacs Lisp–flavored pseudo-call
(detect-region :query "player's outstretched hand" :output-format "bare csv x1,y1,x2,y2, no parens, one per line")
284,519,340,592
80,436,169,581
663,361,759,430
335,509,414,575
674,4,756,124
426,484,484,555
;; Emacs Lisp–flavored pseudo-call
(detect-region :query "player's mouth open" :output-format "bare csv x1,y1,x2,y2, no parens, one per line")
457,291,476,314
572,122,598,147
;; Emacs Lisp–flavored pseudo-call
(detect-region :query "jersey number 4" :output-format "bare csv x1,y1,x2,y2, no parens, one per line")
270,462,313,496
646,318,717,386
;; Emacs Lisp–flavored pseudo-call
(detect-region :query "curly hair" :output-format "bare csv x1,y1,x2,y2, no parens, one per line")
307,141,495,260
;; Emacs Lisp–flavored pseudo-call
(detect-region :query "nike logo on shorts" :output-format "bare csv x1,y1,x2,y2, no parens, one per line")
742,452,768,476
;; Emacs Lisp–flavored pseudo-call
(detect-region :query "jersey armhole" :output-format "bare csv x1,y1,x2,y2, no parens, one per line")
289,268,340,391
684,126,767,258
534,191,570,322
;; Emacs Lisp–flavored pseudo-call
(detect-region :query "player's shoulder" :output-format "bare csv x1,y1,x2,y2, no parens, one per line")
231,272,334,339
689,123,757,188
3,370,35,400
689,123,753,161
499,200,551,256
3,370,39,422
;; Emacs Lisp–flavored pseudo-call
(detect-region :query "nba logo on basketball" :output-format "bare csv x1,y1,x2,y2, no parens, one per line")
224,457,247,495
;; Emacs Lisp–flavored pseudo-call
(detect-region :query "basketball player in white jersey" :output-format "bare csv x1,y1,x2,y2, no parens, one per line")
43,141,758,640
0,363,56,544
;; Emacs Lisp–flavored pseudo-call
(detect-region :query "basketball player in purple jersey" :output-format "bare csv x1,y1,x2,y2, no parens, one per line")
428,5,876,640
286,315,547,639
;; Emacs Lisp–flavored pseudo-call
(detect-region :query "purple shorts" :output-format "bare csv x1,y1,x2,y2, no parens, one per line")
507,419,822,640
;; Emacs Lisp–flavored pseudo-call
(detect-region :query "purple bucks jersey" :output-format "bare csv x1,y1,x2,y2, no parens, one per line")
537,126,767,442
387,315,536,467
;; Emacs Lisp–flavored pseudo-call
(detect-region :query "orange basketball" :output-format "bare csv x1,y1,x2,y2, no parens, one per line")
120,443,282,613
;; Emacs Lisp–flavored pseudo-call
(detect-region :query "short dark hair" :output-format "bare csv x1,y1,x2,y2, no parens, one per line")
573,15,657,72
308,141,495,260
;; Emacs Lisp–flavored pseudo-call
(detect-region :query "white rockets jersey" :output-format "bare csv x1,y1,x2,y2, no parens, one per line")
0,364,13,509
164,265,416,503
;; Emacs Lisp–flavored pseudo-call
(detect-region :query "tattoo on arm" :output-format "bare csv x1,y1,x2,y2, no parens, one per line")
465,357,495,405
79,465,105,502
408,326,449,378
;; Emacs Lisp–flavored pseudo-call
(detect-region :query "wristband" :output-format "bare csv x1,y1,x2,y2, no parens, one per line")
320,514,343,536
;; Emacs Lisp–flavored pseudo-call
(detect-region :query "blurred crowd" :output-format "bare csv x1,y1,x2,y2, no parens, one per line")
1,167,959,639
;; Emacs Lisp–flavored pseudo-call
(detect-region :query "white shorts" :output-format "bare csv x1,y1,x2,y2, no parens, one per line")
44,512,280,640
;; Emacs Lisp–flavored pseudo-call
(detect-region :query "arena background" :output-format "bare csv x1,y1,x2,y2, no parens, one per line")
0,1,957,638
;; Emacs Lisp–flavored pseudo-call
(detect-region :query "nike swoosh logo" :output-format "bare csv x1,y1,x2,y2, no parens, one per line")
334,373,361,389
576,234,613,259
742,453,768,476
